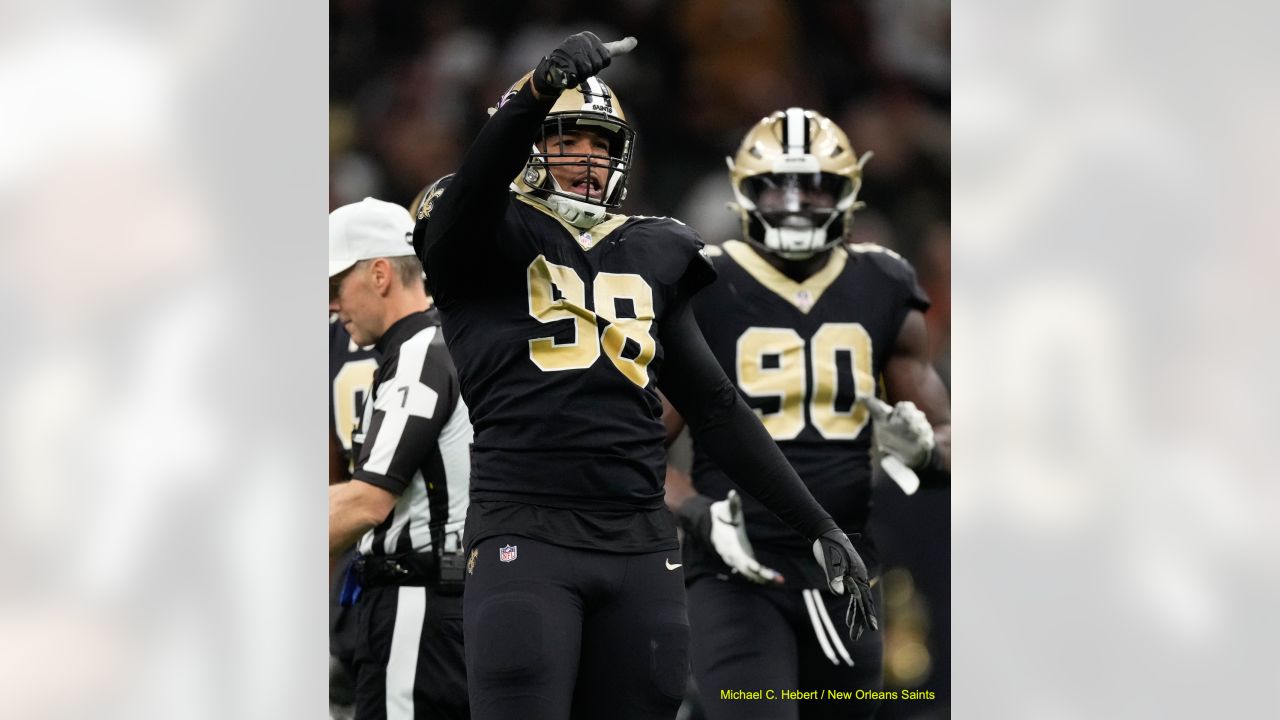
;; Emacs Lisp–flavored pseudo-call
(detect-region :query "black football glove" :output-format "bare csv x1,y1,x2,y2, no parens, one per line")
812,528,878,641
532,32,638,96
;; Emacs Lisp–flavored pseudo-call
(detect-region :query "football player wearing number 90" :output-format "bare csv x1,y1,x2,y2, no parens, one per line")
662,108,952,720
413,32,874,720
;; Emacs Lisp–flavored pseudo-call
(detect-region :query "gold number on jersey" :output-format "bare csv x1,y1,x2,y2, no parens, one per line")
595,272,656,387
736,327,806,440
332,357,378,452
527,256,601,371
809,323,874,439
736,323,874,440
526,256,656,387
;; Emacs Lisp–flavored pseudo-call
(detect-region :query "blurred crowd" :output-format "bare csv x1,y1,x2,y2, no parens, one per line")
330,0,951,377
330,1,951,715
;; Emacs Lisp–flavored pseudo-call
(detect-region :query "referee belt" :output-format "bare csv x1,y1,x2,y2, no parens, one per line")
354,551,438,588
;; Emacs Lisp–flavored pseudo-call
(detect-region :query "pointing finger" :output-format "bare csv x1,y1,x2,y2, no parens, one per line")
860,395,892,422
603,36,638,57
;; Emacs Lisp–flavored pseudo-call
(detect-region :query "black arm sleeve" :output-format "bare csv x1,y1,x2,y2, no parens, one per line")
418,82,557,264
657,300,838,543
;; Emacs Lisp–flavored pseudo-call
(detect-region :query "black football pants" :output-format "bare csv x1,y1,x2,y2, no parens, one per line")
688,575,884,720
352,584,468,720
464,535,691,720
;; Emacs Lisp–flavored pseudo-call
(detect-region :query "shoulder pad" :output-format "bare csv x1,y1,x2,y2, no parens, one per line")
846,242,917,275
621,215,703,247
627,213,688,226
846,242,929,310
846,242,907,263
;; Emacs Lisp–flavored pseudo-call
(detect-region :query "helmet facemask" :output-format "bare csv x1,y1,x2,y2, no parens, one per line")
727,107,870,261
738,171,856,260
526,114,634,229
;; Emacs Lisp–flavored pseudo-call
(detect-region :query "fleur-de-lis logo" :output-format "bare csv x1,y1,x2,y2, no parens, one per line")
417,186,447,222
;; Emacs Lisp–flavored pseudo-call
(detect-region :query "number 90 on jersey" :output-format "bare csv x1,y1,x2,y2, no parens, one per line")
736,324,874,440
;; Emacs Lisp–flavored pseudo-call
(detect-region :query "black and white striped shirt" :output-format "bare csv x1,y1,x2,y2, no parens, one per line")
351,310,471,557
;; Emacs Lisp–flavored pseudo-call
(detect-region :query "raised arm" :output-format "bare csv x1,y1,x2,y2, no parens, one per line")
415,82,556,264
416,32,635,262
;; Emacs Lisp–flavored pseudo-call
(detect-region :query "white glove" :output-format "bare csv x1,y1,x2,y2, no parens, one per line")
863,397,935,468
709,490,784,585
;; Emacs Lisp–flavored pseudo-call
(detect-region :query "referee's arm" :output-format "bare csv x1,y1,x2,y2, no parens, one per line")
329,480,397,559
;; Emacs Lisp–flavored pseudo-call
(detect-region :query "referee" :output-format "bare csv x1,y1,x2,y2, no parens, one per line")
328,196,472,720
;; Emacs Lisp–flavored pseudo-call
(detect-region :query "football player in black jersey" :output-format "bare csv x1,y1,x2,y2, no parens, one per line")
663,108,952,720
414,33,875,720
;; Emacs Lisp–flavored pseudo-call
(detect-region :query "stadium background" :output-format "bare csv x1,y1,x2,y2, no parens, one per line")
330,1,951,716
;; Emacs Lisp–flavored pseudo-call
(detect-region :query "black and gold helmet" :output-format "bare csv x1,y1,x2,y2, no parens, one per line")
496,72,636,229
728,107,870,259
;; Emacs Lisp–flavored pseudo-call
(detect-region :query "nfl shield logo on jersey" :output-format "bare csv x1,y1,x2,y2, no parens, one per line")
794,289,814,312
499,544,518,563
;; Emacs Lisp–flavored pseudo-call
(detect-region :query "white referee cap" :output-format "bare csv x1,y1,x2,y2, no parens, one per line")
329,197,415,277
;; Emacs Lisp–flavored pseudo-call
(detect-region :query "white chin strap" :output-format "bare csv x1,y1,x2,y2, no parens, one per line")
541,173,609,229
759,210,843,259
545,194,606,229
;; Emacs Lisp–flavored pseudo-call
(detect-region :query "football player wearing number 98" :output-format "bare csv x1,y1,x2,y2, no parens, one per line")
662,108,952,719
413,32,874,720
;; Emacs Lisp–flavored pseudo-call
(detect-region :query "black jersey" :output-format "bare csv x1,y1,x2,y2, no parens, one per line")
420,84,715,554
329,316,380,476
686,240,930,587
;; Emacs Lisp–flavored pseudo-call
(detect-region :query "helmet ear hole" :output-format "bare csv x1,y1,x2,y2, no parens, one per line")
523,162,546,188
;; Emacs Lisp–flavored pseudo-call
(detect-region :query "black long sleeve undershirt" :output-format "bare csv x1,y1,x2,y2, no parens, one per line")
417,82,556,266
658,299,837,544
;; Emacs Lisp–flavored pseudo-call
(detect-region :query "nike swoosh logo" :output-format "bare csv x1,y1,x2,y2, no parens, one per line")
665,559,682,571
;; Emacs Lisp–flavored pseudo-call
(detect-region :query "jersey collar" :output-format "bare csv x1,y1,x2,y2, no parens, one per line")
375,310,437,356
514,194,629,252
722,240,847,314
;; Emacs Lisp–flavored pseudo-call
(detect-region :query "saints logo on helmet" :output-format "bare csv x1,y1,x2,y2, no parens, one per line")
412,173,454,223
497,73,636,229
728,108,871,260
410,173,454,263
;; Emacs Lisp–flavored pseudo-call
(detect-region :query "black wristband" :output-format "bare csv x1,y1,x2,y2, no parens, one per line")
530,56,562,97
914,446,950,490
674,494,715,546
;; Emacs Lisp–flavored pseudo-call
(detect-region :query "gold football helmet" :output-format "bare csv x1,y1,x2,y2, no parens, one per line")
495,72,635,229
728,108,871,259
